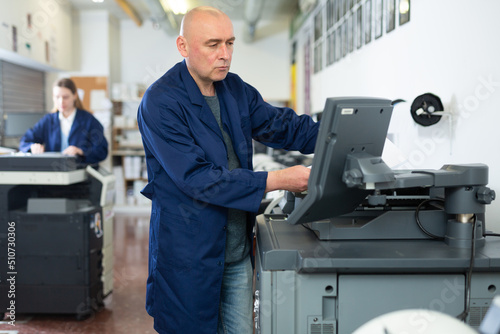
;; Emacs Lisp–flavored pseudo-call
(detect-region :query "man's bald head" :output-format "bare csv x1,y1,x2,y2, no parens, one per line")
180,6,230,40
175,6,235,95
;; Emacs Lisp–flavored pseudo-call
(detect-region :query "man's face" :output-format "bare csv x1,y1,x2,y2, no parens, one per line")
179,13,235,87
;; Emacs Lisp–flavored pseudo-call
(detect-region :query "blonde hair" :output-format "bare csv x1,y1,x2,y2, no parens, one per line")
52,78,85,112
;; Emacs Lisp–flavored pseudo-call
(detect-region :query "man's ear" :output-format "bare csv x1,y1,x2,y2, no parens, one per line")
177,36,188,57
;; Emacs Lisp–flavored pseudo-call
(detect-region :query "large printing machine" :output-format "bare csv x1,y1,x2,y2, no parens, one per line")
254,97,500,334
0,153,115,319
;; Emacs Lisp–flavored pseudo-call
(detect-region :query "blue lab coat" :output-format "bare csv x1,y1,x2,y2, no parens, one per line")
137,60,319,333
19,109,108,164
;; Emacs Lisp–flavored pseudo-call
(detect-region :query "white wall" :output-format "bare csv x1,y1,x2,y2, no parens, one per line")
293,0,500,231
109,14,122,85
76,10,111,76
232,19,291,101
119,17,291,101
0,0,73,71
119,20,179,90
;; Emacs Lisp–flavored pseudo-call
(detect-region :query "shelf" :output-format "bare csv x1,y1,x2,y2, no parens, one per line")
112,149,145,156
114,144,144,149
113,126,139,130
114,204,151,215
0,48,60,72
111,98,143,103
124,177,148,182
112,95,148,210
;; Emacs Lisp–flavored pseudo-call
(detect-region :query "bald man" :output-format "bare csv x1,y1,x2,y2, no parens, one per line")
137,6,319,334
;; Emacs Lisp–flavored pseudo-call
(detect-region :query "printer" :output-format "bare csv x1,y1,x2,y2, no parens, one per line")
254,97,500,334
0,153,115,319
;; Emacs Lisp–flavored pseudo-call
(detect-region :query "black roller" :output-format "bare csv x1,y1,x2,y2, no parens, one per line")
410,93,444,126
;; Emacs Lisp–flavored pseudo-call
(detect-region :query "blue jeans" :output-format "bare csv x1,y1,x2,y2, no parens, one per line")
217,255,253,334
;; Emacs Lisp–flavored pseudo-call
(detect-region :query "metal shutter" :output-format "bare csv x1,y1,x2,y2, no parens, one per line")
0,60,45,146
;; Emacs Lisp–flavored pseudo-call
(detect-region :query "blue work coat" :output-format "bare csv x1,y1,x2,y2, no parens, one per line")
137,60,319,334
19,109,108,164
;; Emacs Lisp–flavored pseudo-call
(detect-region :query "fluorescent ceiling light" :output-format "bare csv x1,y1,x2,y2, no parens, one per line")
159,0,187,15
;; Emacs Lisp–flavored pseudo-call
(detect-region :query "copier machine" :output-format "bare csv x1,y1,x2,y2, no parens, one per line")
254,97,500,334
0,153,115,319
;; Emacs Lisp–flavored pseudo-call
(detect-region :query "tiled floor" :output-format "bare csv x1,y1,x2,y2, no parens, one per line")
0,213,155,334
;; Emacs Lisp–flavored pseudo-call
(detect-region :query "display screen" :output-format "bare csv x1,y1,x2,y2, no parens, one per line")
287,97,393,225
3,112,45,137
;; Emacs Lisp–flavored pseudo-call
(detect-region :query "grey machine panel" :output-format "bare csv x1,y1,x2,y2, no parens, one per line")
254,97,500,334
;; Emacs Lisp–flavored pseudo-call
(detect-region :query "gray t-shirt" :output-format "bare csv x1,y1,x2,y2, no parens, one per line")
204,94,250,264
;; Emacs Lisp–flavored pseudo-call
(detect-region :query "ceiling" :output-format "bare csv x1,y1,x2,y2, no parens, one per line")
68,0,300,23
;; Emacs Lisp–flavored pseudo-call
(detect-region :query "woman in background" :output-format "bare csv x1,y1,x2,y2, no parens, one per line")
19,78,108,164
